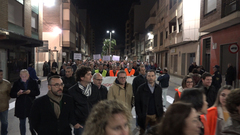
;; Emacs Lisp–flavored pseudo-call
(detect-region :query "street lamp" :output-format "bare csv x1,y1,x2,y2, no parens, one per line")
107,30,115,55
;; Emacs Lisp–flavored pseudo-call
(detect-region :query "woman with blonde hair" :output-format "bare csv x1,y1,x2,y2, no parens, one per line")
206,85,232,135
82,100,132,135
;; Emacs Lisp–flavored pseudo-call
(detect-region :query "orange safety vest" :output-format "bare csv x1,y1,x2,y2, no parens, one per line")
206,107,218,135
124,68,135,76
109,70,119,77
200,114,210,135
175,88,182,97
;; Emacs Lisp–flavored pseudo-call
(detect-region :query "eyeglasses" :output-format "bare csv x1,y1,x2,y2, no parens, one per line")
49,83,64,88
95,79,103,81
186,81,193,83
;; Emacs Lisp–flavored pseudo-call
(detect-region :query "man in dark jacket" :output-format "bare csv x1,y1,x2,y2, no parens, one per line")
132,64,146,96
10,69,40,135
52,59,58,69
225,63,236,86
157,68,170,107
195,72,217,107
133,61,139,76
27,63,39,81
68,67,101,135
62,66,76,94
47,67,58,80
92,73,108,100
188,62,197,73
30,75,76,135
135,69,164,135
212,65,222,91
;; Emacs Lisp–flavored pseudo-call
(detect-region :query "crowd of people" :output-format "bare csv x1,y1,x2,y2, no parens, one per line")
0,58,239,135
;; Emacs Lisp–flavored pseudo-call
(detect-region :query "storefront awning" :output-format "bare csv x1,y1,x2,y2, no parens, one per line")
0,28,43,47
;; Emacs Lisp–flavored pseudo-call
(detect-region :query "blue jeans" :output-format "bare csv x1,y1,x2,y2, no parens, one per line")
0,110,8,135
74,125,84,135
19,118,36,135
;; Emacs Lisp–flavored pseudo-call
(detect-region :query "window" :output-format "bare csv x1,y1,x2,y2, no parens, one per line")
178,17,182,32
160,32,163,46
170,0,177,9
204,0,217,14
8,0,24,27
222,0,238,17
165,30,168,39
31,12,38,33
154,35,158,47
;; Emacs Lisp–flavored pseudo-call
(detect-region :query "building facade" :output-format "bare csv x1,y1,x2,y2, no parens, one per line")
0,0,43,81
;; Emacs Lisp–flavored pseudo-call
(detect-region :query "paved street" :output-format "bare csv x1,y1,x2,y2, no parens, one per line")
5,75,181,135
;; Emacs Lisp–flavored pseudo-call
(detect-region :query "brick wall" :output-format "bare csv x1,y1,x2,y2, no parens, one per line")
200,0,222,27
24,0,31,37
0,0,8,29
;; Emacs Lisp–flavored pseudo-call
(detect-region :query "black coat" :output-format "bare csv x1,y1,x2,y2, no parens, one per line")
212,70,222,91
61,76,76,94
225,66,236,82
30,95,75,135
132,74,147,96
195,81,217,107
68,83,101,125
135,83,164,129
10,78,40,118
99,85,108,100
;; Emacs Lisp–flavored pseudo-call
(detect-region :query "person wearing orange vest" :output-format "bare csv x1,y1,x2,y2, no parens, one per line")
206,85,232,135
124,63,135,76
173,76,194,103
109,64,119,77
180,88,210,135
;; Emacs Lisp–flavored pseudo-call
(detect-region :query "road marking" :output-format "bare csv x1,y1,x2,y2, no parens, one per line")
167,95,174,104
8,101,15,110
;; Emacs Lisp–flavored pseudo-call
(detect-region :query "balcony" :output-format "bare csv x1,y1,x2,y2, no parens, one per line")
145,17,155,29
169,31,177,46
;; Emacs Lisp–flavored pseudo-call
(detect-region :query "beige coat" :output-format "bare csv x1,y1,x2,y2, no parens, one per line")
108,79,133,110
0,79,11,112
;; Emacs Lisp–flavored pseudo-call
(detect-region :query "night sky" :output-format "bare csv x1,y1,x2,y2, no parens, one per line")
73,0,140,53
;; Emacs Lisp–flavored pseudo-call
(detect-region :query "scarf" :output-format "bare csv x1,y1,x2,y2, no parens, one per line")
230,113,240,122
78,82,92,97
47,91,62,119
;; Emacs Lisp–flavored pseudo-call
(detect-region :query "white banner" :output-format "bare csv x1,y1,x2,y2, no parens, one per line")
93,54,101,60
112,55,120,61
102,76,135,90
74,53,82,60
103,55,111,61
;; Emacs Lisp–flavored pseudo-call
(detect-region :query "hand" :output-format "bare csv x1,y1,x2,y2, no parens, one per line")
74,123,83,129
17,90,24,96
23,90,31,94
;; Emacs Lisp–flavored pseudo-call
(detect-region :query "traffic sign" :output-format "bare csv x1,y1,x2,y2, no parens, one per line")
229,43,239,54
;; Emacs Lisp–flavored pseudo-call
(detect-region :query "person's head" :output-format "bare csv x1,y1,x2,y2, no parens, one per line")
82,100,132,135
213,85,232,107
213,65,220,72
192,69,199,74
182,76,194,89
93,73,103,88
117,64,121,70
128,63,132,70
139,64,146,75
201,72,212,87
0,70,3,82
112,64,117,71
133,61,137,67
47,75,64,97
163,68,168,73
99,64,103,71
226,88,240,118
103,64,108,70
65,66,73,78
75,66,92,83
62,64,67,69
51,67,57,73
146,69,156,84
158,102,201,135
117,70,127,85
20,69,29,82
192,62,196,66
180,88,208,115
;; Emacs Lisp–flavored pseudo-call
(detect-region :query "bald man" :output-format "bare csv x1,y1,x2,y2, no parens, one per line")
92,73,108,100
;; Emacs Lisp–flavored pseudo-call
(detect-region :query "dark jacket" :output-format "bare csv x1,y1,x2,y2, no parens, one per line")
60,69,65,77
212,70,222,91
135,82,164,129
195,81,217,108
225,66,236,82
132,66,139,76
157,73,170,88
188,64,197,73
47,72,58,80
132,74,147,96
30,94,75,135
27,67,39,80
68,83,101,125
10,78,40,118
52,62,58,68
98,85,108,100
62,76,76,94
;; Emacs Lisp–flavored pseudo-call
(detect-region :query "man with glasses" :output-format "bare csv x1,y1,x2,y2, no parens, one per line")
30,75,76,135
10,69,40,135
68,66,101,135
108,70,133,110
92,73,108,100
